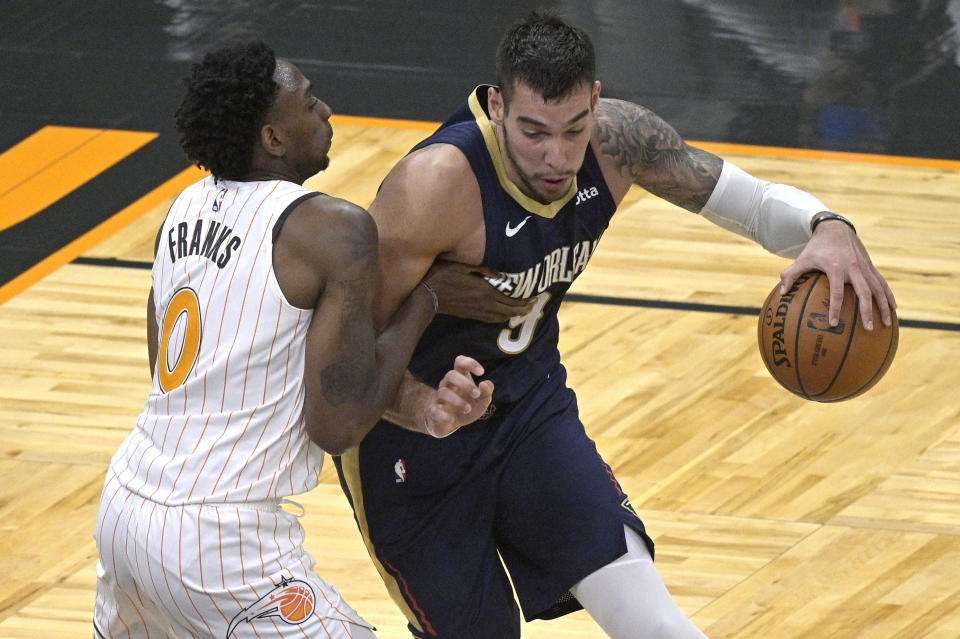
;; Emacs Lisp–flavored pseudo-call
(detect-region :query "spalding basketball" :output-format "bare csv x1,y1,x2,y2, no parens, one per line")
758,271,897,402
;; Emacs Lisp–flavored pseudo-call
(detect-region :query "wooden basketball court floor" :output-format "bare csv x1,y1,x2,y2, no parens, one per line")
0,113,958,638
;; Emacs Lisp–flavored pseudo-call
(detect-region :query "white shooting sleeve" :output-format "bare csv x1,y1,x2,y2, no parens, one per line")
699,160,829,258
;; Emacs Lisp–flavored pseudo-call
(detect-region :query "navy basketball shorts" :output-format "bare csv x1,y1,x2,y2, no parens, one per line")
334,380,654,639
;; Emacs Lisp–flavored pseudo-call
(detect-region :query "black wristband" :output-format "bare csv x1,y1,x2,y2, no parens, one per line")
810,211,856,234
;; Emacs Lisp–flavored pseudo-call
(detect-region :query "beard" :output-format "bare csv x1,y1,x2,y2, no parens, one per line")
501,125,572,205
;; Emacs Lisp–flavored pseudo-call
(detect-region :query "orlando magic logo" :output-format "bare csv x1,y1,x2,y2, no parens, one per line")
226,577,315,637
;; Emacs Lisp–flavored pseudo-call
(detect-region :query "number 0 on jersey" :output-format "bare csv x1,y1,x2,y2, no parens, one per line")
157,287,202,392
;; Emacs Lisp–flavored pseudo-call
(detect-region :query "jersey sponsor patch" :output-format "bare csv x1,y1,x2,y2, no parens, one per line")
574,186,599,206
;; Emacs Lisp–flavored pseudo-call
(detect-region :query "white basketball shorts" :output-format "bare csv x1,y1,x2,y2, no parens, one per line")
94,472,375,638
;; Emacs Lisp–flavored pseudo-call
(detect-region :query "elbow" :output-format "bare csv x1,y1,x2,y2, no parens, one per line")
315,436,354,457
303,407,379,456
304,420,362,456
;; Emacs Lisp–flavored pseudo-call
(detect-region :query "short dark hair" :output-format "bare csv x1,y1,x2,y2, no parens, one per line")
175,41,278,180
495,9,596,106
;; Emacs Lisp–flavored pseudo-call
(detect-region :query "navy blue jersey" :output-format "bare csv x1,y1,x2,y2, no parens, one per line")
339,90,650,632
407,86,617,406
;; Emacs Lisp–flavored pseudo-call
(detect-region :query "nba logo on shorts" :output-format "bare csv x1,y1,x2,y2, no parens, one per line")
394,458,407,483
226,577,315,637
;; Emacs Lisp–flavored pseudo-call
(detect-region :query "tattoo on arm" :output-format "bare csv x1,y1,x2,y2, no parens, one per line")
320,360,374,406
595,99,722,211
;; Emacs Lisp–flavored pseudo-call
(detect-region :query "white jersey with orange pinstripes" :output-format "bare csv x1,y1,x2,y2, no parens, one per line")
109,175,323,505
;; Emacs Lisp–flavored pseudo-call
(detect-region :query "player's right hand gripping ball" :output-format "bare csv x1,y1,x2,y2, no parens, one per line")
758,271,898,402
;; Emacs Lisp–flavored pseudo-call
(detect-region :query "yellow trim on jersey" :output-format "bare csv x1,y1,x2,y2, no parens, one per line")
338,448,424,633
467,87,577,219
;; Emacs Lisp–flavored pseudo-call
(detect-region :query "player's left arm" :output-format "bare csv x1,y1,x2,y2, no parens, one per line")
592,97,895,329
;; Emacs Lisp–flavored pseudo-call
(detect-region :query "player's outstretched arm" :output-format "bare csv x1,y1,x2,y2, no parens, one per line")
592,97,895,330
593,97,722,211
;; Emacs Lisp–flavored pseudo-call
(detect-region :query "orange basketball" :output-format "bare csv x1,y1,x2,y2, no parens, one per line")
757,271,897,402
277,584,314,622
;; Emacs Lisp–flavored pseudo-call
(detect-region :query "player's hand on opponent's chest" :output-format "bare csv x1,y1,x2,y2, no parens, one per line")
423,260,534,323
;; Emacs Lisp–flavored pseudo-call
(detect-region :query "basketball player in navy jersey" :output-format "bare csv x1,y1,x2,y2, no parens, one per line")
333,10,897,639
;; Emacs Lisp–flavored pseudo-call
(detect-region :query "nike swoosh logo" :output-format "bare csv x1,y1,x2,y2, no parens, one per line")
505,216,532,237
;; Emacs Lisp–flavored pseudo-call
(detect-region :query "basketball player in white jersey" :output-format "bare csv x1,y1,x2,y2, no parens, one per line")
93,41,523,639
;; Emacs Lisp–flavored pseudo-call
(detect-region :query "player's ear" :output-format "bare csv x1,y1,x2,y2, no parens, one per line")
259,123,285,158
488,86,505,124
590,80,601,111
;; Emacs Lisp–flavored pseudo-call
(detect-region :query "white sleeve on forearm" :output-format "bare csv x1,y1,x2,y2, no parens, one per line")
699,160,828,258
